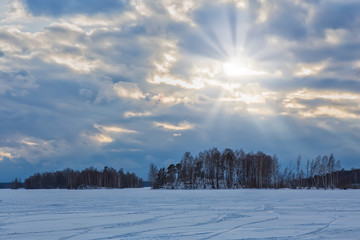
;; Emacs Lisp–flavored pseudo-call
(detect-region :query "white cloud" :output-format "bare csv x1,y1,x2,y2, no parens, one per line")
150,75,204,89
283,89,360,119
0,137,70,164
49,54,99,73
87,124,138,145
256,0,270,23
148,41,208,90
1,0,41,23
151,93,193,105
297,106,359,119
0,149,13,161
90,133,114,144
220,94,266,104
162,0,200,26
155,121,194,131
148,40,205,89
325,28,348,45
285,89,359,102
95,80,146,103
19,139,38,146
113,82,146,99
124,111,152,118
294,62,327,77
130,0,153,17
220,0,248,9
94,124,137,134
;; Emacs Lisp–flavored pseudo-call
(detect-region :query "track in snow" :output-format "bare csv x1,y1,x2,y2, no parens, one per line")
1,188,359,240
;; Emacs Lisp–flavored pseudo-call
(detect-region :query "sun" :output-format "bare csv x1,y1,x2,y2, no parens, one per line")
223,58,266,77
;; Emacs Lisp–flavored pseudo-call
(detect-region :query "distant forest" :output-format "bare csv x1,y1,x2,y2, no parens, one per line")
148,148,360,190
21,167,143,189
9,148,360,190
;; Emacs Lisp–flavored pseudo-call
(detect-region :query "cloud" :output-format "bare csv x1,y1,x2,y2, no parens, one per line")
325,29,348,45
162,0,200,26
151,93,194,105
94,80,118,103
2,0,34,23
297,106,358,120
113,81,146,99
294,61,327,77
79,88,93,98
124,111,152,118
94,124,137,134
264,1,308,40
220,0,248,9
283,88,360,119
22,0,129,17
90,133,114,144
223,60,267,76
0,149,13,161
155,121,194,131
49,54,99,73
0,68,37,96
87,124,138,145
0,137,70,164
150,75,204,89
95,80,147,103
2,0,360,181
19,139,38,146
312,1,360,31
147,39,205,89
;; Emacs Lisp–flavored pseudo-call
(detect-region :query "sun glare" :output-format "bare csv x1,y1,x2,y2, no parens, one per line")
223,58,266,77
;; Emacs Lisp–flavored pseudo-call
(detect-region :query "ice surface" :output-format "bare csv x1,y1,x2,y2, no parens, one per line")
0,188,359,239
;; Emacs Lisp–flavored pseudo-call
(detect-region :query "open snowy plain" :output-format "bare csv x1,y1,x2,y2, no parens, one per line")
1,188,359,239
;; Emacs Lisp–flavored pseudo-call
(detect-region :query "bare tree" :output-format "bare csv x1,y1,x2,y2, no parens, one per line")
148,163,158,189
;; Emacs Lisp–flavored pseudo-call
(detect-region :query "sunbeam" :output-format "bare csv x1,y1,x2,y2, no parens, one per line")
1,0,360,183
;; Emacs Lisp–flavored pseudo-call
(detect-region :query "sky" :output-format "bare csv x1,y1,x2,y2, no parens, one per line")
1,0,360,182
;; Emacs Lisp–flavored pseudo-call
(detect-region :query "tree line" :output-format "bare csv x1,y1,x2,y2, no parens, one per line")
24,166,143,189
148,148,348,189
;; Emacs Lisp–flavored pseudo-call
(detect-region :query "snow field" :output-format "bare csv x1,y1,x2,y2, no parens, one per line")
0,188,359,239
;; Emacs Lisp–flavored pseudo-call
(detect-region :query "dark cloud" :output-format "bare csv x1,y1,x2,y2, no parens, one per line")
1,0,360,182
175,2,254,60
22,0,129,17
0,158,39,182
292,43,360,63
264,1,308,40
0,69,37,96
313,0,360,31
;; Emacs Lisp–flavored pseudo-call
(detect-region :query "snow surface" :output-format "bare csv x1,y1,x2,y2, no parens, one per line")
0,188,359,239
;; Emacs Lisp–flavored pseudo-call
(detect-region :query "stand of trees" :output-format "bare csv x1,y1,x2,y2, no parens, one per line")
283,154,342,189
149,148,281,189
24,166,143,189
148,148,352,189
0,182,13,189
11,178,23,189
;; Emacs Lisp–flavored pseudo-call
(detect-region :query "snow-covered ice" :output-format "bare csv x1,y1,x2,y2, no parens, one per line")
0,188,359,239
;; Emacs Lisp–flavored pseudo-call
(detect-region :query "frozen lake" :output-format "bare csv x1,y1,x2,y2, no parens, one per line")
1,188,359,239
